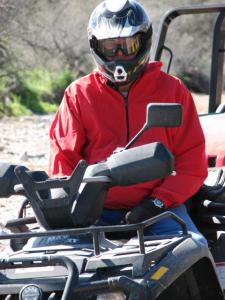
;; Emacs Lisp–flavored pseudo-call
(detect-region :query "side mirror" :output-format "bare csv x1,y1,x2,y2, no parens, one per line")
125,103,182,149
146,103,182,128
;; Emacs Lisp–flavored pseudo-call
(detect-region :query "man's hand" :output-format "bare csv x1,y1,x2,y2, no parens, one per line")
125,198,165,224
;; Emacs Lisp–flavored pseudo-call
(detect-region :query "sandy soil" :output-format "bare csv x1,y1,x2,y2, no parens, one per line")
192,92,225,113
0,114,53,251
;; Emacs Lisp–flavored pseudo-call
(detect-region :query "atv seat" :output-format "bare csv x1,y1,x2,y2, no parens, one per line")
189,167,225,246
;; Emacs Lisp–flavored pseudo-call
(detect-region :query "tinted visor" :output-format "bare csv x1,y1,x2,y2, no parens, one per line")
97,34,142,57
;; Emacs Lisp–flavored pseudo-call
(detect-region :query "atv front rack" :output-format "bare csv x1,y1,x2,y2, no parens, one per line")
0,211,188,255
0,213,190,300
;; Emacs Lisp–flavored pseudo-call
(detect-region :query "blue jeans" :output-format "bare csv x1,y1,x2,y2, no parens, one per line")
100,204,207,246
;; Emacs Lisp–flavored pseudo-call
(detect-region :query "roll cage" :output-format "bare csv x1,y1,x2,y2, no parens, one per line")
152,4,225,113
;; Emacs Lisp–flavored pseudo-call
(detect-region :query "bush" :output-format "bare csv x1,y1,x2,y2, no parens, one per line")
0,67,77,116
178,69,209,94
18,68,58,113
7,95,32,116
52,69,77,104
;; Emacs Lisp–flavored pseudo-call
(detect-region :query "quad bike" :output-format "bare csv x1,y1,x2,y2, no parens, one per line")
0,3,225,300
0,103,225,300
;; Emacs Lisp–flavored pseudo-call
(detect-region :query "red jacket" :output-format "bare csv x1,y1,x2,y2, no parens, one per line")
49,61,208,209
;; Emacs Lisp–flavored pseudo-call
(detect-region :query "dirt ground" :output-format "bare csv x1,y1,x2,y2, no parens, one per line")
193,92,225,113
0,114,53,251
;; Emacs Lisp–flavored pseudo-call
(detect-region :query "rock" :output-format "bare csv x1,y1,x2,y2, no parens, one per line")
20,151,29,161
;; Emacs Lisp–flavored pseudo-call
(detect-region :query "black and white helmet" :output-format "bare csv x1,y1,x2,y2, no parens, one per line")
87,0,152,85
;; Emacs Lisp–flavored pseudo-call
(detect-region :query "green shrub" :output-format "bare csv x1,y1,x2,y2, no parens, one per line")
0,79,11,117
17,68,55,113
0,95,31,117
8,95,32,116
51,69,76,104
177,69,209,94
0,78,7,94
0,67,78,116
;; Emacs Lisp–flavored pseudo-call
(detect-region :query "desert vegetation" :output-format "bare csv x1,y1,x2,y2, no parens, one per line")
0,0,225,116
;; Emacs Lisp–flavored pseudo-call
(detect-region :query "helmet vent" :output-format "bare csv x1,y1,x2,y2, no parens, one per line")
114,65,127,82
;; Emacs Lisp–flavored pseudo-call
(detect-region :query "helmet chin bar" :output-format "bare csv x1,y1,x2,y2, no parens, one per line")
114,65,127,82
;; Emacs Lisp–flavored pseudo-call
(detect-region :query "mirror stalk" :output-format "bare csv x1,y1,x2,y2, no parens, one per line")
124,124,148,150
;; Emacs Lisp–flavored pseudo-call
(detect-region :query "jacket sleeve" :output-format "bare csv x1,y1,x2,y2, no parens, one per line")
150,82,208,208
48,84,86,177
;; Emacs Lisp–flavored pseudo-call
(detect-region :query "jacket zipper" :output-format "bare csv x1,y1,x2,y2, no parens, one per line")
123,95,130,143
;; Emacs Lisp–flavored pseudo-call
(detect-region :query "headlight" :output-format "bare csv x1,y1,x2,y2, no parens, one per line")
97,291,126,300
19,284,43,300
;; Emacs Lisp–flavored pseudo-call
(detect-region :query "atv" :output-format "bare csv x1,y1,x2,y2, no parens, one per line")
0,3,225,300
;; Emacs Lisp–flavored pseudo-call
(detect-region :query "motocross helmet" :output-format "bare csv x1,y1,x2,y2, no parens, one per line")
87,0,152,85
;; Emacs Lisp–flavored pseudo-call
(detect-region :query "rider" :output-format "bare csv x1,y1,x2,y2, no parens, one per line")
48,0,208,244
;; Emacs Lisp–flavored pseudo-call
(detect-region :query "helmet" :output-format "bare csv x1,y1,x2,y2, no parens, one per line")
87,0,152,85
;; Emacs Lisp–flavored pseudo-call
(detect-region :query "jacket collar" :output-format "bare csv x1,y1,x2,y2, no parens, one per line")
94,61,163,98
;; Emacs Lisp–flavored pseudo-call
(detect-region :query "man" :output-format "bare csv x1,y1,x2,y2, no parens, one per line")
48,0,208,244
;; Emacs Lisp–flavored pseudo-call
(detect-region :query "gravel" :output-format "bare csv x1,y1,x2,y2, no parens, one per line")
0,114,54,251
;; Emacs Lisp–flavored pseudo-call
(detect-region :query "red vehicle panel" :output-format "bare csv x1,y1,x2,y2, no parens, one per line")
200,113,225,167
